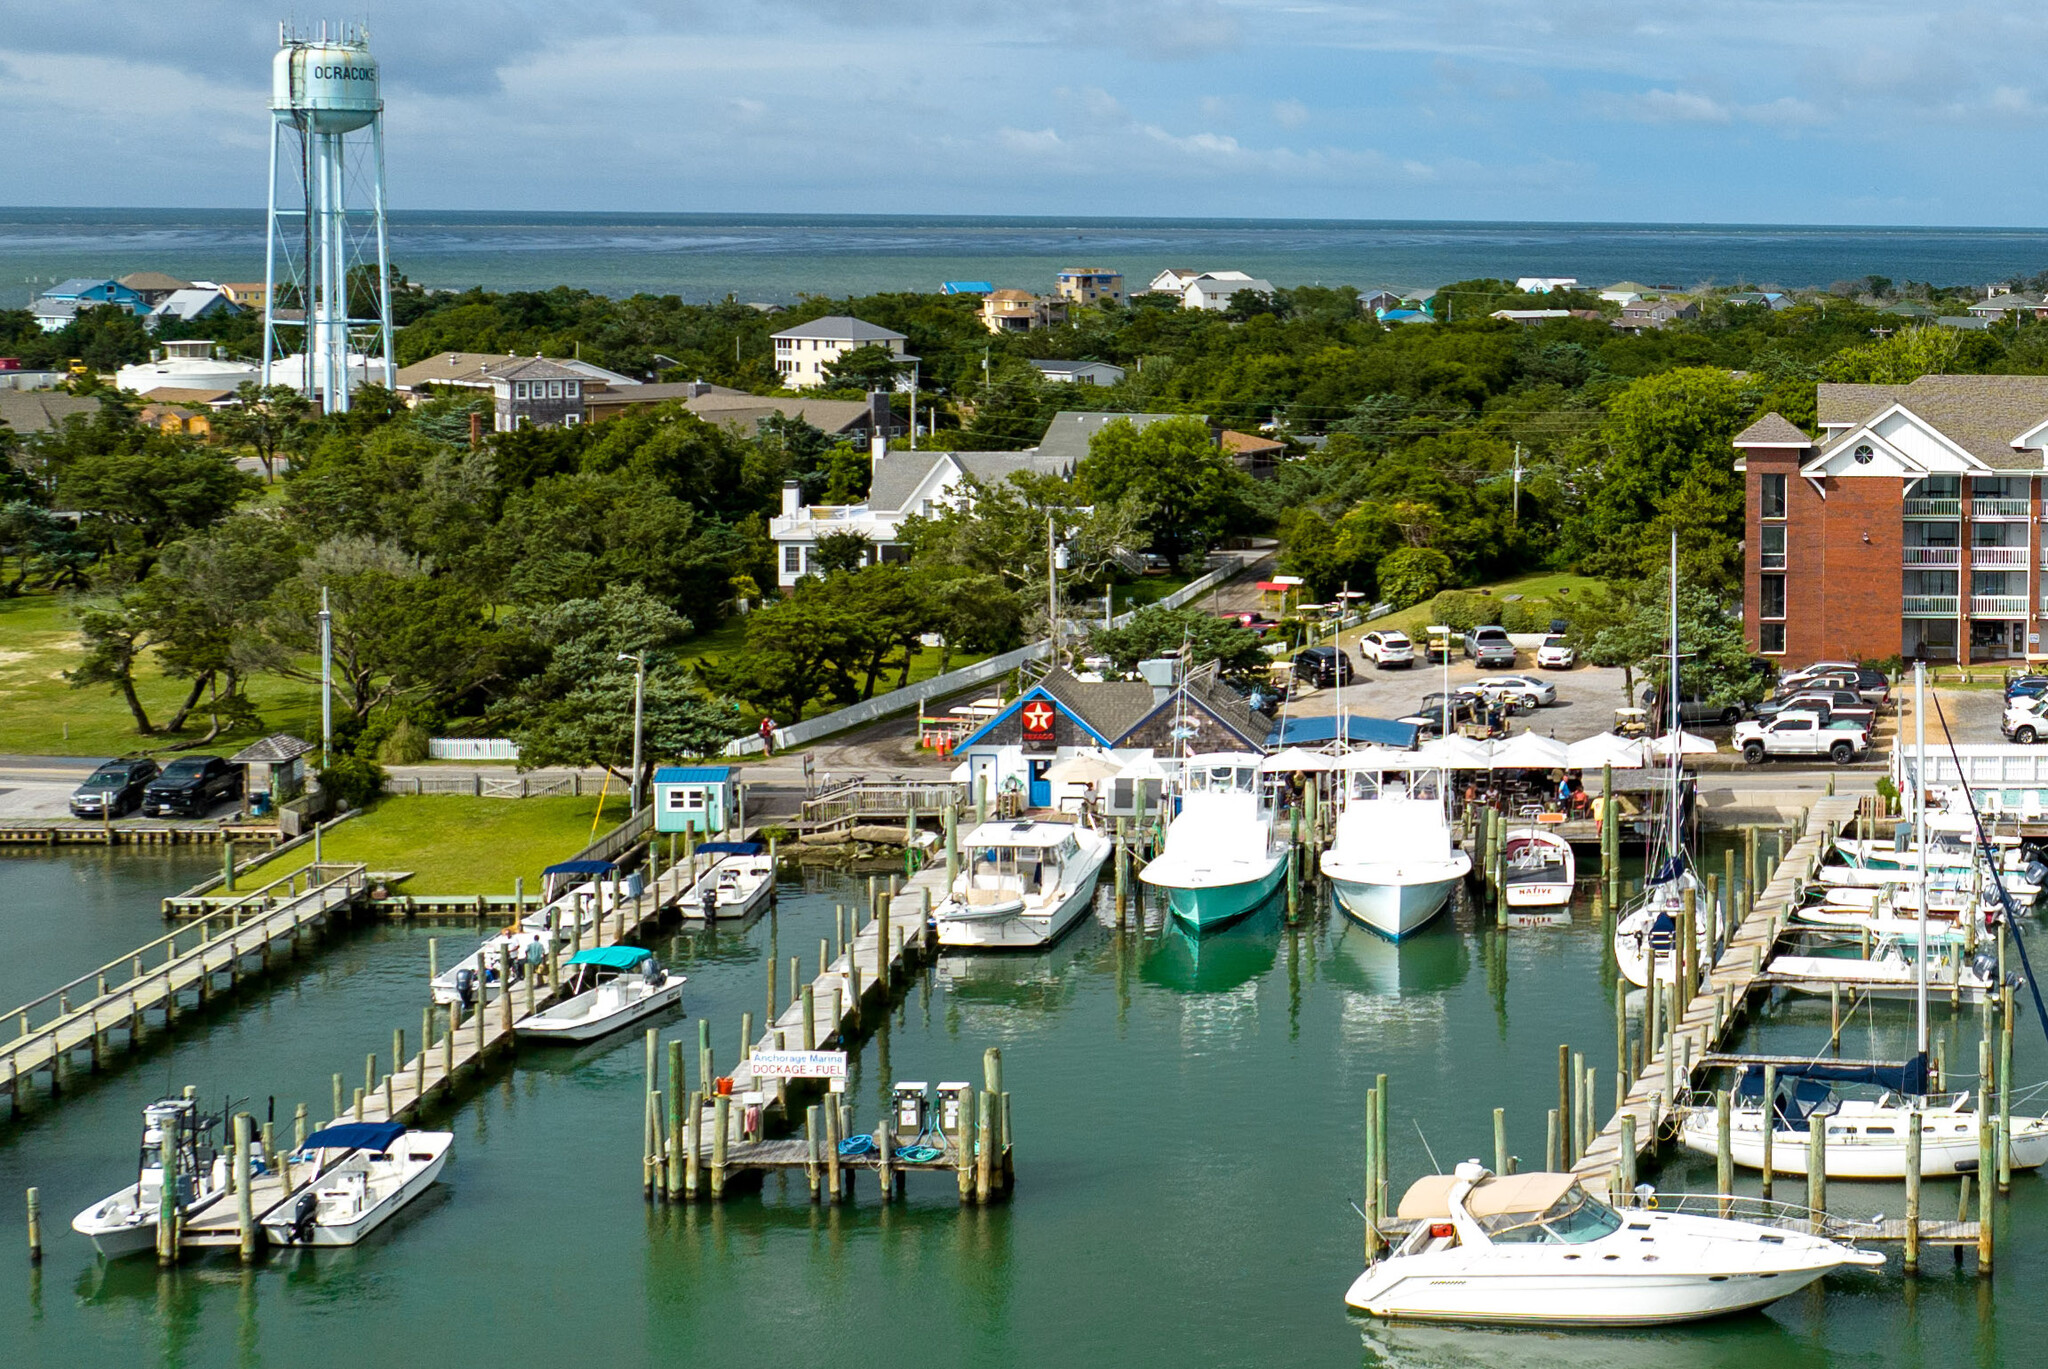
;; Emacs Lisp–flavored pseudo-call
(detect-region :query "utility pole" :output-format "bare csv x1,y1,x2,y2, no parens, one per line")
1046,514,1060,670
318,586,333,767
618,652,646,811
1512,442,1523,524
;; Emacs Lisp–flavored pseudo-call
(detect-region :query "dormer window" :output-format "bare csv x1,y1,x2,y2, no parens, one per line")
1853,444,1874,464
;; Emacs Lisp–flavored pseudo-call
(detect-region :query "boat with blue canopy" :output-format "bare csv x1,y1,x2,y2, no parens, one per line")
262,1120,451,1247
517,944,685,1043
676,841,775,921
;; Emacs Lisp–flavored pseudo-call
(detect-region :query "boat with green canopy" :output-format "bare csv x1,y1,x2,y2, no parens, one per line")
515,946,685,1043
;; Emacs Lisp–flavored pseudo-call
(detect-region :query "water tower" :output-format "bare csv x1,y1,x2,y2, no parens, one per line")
261,22,394,412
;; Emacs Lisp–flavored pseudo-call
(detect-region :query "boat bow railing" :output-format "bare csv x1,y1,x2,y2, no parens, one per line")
1620,1189,1887,1243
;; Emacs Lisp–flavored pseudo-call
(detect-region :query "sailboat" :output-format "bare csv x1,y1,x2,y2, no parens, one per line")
1613,536,1703,988
1682,662,2048,1179
1140,753,1290,930
1321,763,1470,939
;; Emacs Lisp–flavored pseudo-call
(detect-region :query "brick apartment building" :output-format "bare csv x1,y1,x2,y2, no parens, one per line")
1736,375,2048,665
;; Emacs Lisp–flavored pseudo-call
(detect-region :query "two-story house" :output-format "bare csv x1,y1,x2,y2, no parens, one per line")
1737,374,2048,665
981,290,1067,334
1055,269,1125,306
771,316,909,389
32,278,146,331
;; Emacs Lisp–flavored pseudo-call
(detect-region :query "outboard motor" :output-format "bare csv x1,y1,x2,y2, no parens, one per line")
701,886,719,922
454,966,476,1011
289,1191,319,1245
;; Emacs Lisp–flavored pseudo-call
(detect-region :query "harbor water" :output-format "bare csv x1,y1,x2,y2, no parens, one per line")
0,846,2042,1367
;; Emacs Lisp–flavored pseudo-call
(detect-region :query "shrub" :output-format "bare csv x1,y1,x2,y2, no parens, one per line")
1376,547,1452,608
1498,600,1546,634
376,718,431,765
318,755,386,811
1425,590,1491,633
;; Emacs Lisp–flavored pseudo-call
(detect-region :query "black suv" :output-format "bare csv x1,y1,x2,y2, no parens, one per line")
69,758,161,818
1291,646,1356,689
141,756,242,817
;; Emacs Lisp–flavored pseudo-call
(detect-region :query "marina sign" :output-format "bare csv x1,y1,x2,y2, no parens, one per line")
749,1050,848,1079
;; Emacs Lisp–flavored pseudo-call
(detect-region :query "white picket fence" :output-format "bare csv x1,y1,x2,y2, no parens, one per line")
427,738,521,761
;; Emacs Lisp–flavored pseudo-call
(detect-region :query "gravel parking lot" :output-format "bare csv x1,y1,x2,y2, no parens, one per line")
1282,641,1636,742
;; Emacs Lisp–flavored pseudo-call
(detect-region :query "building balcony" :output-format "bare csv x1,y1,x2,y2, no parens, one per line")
1903,497,1961,518
1903,546,1960,567
1972,546,2029,568
1972,498,2031,519
1970,595,2028,616
1903,596,1959,617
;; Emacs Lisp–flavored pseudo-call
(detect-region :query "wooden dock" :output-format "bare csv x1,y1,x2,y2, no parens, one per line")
1,864,369,1113
0,821,282,846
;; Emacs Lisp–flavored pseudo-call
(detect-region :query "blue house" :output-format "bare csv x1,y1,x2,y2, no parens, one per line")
652,765,734,834
940,281,994,295
33,278,146,332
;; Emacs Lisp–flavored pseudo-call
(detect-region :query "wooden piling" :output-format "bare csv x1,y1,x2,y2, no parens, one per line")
1999,984,2014,1193
1978,1038,1994,1270
1363,1086,1380,1258
805,1105,821,1202
685,1090,702,1199
956,1092,976,1203
155,1124,179,1265
1807,1116,1827,1232
801,985,816,1049
1545,1108,1560,1173
1615,987,1628,1099
878,1115,895,1202
1492,1107,1507,1176
1679,887,1697,1002
1761,1064,1776,1200
26,1187,41,1265
711,1094,730,1198
1904,1107,1922,1274
1715,1091,1733,1216
974,1090,994,1204
1618,1113,1637,1196
666,1042,684,1200
878,893,893,991
234,1112,255,1262
1569,1051,1585,1166
442,1007,455,1082
825,1100,841,1202
332,1073,343,1121
293,1102,307,1150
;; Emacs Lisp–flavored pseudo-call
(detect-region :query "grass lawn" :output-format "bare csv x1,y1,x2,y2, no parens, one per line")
1107,572,1196,616
1363,571,1604,645
0,592,324,758
243,794,637,895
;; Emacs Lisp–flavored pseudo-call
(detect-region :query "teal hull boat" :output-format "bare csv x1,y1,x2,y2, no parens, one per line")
1162,859,1288,932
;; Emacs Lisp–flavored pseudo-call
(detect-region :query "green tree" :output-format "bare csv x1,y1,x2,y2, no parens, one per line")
819,344,905,393
1086,605,1266,677
1072,416,1246,570
811,530,873,576
67,600,160,735
1376,547,1452,607
212,382,314,481
1582,580,1760,706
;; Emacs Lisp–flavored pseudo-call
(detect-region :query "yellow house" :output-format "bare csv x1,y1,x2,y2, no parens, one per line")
980,290,1067,334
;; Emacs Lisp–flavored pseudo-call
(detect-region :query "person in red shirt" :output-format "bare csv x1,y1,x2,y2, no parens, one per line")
758,715,777,757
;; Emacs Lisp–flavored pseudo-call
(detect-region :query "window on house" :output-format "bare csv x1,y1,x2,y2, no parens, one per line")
1760,575,1786,619
783,545,801,573
1760,474,1786,519
513,381,526,399
566,381,579,397
1760,525,1786,570
564,413,580,427
663,788,689,812
548,381,563,398
1761,622,1786,654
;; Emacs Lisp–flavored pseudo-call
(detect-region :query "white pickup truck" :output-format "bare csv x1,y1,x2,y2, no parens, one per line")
1733,710,1867,765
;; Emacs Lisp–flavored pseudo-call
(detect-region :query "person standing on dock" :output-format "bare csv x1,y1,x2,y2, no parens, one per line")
759,715,778,758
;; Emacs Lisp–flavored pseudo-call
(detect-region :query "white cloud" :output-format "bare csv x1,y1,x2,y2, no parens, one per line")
1272,98,1310,127
1613,88,1733,124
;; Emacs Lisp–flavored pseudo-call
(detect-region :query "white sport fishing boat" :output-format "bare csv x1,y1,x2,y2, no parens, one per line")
72,1098,245,1259
516,946,685,1042
1141,753,1290,930
1345,1162,1881,1325
1322,765,1469,939
263,1121,452,1247
675,841,775,921
1500,826,1575,908
1678,1061,2048,1177
430,864,645,1005
934,819,1111,949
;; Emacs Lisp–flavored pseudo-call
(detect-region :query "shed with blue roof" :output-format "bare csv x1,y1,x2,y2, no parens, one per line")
653,764,733,834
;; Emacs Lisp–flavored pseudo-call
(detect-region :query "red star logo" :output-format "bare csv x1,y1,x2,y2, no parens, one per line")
1022,702,1055,732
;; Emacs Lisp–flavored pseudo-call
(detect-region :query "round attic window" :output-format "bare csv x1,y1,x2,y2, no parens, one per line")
1854,443,1875,464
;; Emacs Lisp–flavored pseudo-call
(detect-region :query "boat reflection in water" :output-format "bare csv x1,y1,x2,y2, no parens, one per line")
1141,895,1283,996
1323,913,1472,1000
1356,1301,1815,1369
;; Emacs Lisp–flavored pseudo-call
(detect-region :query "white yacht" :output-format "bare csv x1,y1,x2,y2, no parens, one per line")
516,946,685,1042
1679,1062,2048,1178
263,1122,452,1247
934,819,1111,949
1140,754,1290,931
1499,826,1575,908
675,841,775,921
73,1098,233,1259
1346,1162,1881,1325
1322,766,1470,939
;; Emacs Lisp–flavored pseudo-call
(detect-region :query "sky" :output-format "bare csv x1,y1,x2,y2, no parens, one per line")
2,1,2046,224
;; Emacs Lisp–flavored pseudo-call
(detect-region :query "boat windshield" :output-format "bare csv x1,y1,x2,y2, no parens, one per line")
1477,1189,1623,1245
965,846,1060,900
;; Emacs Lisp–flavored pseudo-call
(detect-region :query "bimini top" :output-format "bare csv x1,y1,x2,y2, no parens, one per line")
1396,1171,1578,1221
1737,1051,1928,1098
695,841,763,856
566,946,655,971
543,860,618,877
300,1121,407,1153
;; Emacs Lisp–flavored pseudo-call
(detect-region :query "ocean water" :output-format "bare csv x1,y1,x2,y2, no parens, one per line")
0,845,2040,1367
6,209,2048,307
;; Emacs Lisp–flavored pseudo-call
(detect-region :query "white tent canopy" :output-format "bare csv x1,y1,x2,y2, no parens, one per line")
1565,733,1647,770
1414,735,1495,770
1648,730,1718,757
1488,732,1569,770
1338,745,1433,772
1260,747,1342,773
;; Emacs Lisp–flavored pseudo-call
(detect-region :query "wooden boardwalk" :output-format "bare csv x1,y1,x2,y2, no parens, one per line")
1,864,369,1112
1573,796,1859,1186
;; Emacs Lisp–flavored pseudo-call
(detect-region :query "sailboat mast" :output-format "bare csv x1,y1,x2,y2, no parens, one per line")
1668,532,1682,855
1914,660,1928,1056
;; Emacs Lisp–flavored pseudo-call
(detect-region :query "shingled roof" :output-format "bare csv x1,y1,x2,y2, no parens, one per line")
1815,374,2048,470
1732,413,1811,446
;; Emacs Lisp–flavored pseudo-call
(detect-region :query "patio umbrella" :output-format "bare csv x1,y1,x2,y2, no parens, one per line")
1647,729,1718,757
1338,745,1426,771
1046,752,1123,784
1259,747,1342,773
1565,733,1647,770
1489,731,1570,770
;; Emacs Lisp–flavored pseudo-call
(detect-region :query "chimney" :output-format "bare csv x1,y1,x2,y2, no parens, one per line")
469,411,482,449
781,479,802,517
868,389,892,467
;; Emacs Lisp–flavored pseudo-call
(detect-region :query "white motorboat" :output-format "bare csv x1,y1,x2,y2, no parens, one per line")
1140,753,1290,930
263,1121,452,1247
935,819,1111,949
1499,826,1574,908
430,867,644,1005
1765,942,2010,1004
72,1098,245,1259
1322,767,1469,939
1345,1162,1881,1325
674,841,775,921
1816,864,2040,901
516,946,685,1042
1678,1061,2048,1178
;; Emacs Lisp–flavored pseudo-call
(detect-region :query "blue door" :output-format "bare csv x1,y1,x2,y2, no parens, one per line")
1028,759,1052,809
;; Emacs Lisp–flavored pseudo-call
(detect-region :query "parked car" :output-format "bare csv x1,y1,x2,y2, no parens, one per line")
1733,711,1867,765
1357,630,1415,668
1474,674,1558,712
2006,677,2048,704
1754,688,1874,726
1789,667,1890,705
1642,688,1750,727
2005,697,2048,743
1400,689,1490,738
1463,625,1516,669
69,758,161,819
1535,634,1576,669
1290,646,1356,689
140,756,242,817
1779,660,1863,690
